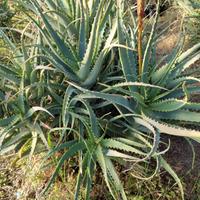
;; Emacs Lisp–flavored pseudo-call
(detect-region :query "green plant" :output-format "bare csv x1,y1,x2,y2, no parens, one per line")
107,0,200,198
0,0,159,199
0,27,53,156
0,0,14,27
116,0,200,139
1,0,200,200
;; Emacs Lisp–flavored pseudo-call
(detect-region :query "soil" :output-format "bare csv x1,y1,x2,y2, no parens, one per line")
163,136,200,200
0,155,22,200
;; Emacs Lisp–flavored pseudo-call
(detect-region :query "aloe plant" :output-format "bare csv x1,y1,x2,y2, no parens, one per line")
116,0,200,139
115,0,200,198
0,1,157,199
19,0,119,87
1,0,200,199
0,27,55,156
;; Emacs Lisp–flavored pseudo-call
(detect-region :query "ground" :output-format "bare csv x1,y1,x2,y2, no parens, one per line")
164,136,200,200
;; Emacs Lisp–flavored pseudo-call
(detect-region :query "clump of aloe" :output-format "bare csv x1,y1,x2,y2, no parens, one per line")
0,0,200,200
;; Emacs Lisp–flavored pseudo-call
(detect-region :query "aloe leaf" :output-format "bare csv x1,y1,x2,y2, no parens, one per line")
82,49,107,87
30,130,38,159
133,117,160,159
74,151,95,200
0,29,23,65
167,76,200,88
0,116,21,150
164,86,200,99
184,102,200,111
151,34,184,84
114,137,146,148
32,53,80,82
46,10,78,37
95,145,116,199
99,1,114,31
117,7,137,87
0,143,22,155
74,172,84,200
85,156,95,200
177,42,200,63
1,132,29,155
70,97,100,137
68,81,133,112
141,2,159,82
24,7,78,71
150,109,200,123
104,156,127,200
62,86,76,127
102,82,168,92
151,83,182,101
46,140,77,158
172,52,200,78
0,64,20,84
143,115,200,138
102,138,145,156
89,0,100,22
21,28,33,82
78,0,86,60
24,106,54,119
0,115,19,127
130,156,161,180
105,149,139,160
32,1,78,63
149,99,186,112
78,0,105,80
185,138,195,171
18,138,32,158
82,20,117,87
32,123,49,150
42,141,85,194
91,1,114,62
78,92,133,112
44,0,58,10
161,157,184,200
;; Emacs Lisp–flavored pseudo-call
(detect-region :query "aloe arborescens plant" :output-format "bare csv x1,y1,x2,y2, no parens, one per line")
0,1,159,199
0,0,200,200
